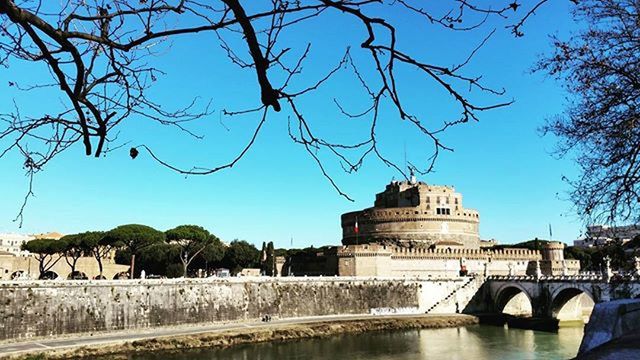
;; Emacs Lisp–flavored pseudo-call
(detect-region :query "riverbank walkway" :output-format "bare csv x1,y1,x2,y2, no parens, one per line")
0,313,472,358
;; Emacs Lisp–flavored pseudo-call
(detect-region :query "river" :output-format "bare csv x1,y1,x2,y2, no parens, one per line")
126,324,584,360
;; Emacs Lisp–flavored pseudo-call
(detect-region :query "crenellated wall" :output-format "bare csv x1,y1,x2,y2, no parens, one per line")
336,244,546,277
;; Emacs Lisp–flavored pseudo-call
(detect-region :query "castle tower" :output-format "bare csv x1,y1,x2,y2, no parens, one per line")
341,179,480,248
541,241,565,261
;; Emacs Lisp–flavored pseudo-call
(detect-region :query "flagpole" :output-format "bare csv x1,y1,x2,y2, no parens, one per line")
355,216,359,246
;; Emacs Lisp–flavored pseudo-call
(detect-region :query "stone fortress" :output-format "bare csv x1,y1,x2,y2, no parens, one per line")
342,177,483,248
288,177,581,278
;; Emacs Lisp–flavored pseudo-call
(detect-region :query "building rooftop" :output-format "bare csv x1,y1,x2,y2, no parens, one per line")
32,232,64,240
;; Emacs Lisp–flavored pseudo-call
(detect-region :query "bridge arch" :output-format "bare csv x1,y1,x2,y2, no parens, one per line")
40,271,59,280
10,270,28,280
113,271,129,280
550,286,595,322
495,284,533,316
67,271,89,280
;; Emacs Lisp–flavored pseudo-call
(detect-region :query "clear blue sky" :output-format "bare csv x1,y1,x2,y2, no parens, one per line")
0,2,586,248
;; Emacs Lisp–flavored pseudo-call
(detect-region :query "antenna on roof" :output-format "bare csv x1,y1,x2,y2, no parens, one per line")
403,141,408,178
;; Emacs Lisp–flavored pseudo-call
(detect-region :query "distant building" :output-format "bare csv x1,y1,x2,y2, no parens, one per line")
33,232,64,240
0,233,33,256
0,231,129,280
0,231,65,256
574,225,640,248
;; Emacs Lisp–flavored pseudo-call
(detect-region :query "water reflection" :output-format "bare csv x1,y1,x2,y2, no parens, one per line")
122,325,584,360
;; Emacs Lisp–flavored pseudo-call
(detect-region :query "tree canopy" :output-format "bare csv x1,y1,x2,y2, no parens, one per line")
103,224,165,278
71,231,110,278
166,225,214,277
199,238,226,266
494,239,550,251
59,233,88,274
21,238,65,278
134,242,184,278
538,0,640,225
102,224,165,253
222,239,260,274
166,225,211,244
21,237,65,255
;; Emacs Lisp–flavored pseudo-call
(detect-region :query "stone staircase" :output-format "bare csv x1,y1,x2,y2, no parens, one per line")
425,276,480,314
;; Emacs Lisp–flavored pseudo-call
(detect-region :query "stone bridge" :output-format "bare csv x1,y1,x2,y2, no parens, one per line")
480,274,640,320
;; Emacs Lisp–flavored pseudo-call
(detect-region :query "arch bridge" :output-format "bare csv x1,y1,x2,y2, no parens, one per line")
484,275,640,319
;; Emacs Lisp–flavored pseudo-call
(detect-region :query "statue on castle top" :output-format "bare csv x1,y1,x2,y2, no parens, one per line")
562,260,568,276
409,168,417,185
508,262,515,277
603,256,613,282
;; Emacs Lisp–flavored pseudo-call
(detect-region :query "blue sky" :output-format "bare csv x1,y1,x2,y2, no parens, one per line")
0,2,586,248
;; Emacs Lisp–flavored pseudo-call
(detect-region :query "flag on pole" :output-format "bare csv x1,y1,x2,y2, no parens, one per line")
354,217,359,234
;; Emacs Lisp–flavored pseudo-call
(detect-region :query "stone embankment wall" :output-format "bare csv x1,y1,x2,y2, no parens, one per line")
0,277,483,342
578,299,640,355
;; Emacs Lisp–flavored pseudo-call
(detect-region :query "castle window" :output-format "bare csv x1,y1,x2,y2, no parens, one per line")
455,198,459,204
446,198,450,204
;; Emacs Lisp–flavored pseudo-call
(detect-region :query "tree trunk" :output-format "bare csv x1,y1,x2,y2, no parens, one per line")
38,257,45,279
130,254,136,279
181,249,190,278
97,257,103,279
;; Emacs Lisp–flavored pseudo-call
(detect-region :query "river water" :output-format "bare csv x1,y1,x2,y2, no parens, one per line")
128,325,584,360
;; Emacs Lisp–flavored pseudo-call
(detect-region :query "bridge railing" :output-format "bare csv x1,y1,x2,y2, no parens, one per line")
487,274,605,282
